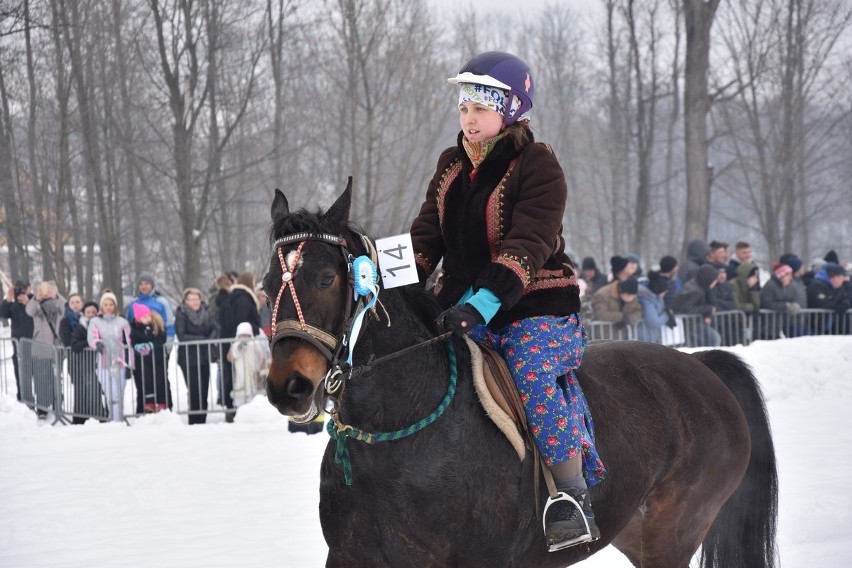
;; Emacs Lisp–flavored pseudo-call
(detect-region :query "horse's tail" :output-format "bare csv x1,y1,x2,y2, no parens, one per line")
693,349,778,568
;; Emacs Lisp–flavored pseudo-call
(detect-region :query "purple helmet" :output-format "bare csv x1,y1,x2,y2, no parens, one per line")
448,51,534,126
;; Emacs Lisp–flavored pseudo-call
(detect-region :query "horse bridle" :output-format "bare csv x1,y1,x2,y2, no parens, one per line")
267,230,379,378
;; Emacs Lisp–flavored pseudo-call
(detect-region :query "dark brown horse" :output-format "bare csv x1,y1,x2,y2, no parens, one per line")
263,182,777,568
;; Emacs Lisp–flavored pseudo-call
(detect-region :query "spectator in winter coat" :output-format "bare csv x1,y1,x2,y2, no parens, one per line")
580,257,608,297
175,288,219,424
707,241,730,265
806,263,850,334
708,263,736,311
759,263,805,339
130,304,169,413
658,255,680,308
0,279,34,403
671,265,721,347
636,271,672,344
678,240,710,285
610,256,637,283
218,272,261,421
88,291,132,422
257,288,272,337
780,254,808,311
58,294,84,347
227,322,269,409
727,241,754,280
69,301,107,423
591,277,642,330
25,282,65,419
732,262,761,316
126,272,175,339
207,273,232,323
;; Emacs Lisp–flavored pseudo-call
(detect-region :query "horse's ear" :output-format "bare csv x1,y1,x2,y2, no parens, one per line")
271,188,289,221
325,177,352,229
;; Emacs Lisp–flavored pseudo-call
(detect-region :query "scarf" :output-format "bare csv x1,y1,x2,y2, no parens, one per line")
64,305,82,332
181,302,211,327
462,131,507,170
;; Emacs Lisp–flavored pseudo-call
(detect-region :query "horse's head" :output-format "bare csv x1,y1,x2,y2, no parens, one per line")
262,178,368,422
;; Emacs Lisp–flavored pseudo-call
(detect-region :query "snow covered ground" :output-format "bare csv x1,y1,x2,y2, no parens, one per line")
1,336,851,568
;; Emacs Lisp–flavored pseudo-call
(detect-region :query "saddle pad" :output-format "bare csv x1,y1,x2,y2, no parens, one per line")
463,336,528,460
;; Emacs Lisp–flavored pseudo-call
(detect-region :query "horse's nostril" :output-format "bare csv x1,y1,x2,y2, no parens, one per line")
286,374,314,399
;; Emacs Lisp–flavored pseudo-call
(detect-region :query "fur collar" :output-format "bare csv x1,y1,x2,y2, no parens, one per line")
230,283,259,307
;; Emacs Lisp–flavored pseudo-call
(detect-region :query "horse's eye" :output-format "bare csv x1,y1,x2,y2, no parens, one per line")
320,274,335,288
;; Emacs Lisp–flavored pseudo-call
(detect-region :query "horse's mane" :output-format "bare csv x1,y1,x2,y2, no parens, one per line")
269,206,368,257
270,206,441,331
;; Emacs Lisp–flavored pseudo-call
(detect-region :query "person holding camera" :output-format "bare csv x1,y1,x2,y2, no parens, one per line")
25,282,65,419
1,279,34,404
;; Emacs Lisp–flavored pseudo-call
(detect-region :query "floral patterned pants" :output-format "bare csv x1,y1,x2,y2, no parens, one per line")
470,314,607,486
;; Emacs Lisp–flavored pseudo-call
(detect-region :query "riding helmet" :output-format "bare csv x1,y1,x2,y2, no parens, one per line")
448,51,534,126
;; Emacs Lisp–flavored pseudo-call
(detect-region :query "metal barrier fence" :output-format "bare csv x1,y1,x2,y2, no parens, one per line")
1,308,850,422
591,308,851,345
0,336,269,424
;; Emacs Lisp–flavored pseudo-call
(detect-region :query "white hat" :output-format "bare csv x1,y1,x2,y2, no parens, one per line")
236,322,254,337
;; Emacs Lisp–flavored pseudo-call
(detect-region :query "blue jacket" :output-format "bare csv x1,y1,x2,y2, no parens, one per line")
637,286,668,343
127,292,175,338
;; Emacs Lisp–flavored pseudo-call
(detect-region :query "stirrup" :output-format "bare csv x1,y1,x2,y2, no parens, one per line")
543,491,594,552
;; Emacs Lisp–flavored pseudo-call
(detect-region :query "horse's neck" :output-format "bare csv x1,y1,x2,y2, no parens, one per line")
343,288,456,428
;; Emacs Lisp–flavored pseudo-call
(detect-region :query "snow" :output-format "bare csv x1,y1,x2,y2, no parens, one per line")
2,336,851,568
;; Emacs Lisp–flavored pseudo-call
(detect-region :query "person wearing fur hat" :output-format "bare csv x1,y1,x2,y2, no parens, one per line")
175,288,218,424
68,301,108,423
591,277,642,332
410,51,604,549
218,272,261,421
88,291,132,422
129,303,169,413
671,265,722,347
126,272,175,340
807,263,851,334
758,263,805,339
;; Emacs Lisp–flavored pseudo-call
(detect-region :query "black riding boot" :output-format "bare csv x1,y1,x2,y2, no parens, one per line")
544,486,600,551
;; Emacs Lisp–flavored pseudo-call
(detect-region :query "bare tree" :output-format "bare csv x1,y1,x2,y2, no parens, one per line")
682,0,721,252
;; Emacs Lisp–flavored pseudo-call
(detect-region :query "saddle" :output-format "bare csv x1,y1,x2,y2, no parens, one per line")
462,336,531,460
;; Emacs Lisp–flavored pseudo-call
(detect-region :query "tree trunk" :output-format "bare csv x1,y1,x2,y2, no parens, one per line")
682,0,720,253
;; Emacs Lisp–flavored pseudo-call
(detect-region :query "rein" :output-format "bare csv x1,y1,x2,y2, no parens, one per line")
327,341,458,485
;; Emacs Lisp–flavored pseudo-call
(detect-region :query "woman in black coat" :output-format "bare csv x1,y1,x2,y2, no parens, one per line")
175,288,219,424
69,301,108,423
218,272,260,419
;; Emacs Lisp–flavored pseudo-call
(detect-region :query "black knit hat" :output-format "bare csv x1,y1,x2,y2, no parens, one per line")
659,255,677,274
618,277,639,295
696,264,718,288
647,271,669,295
581,256,597,271
824,250,839,264
611,255,629,276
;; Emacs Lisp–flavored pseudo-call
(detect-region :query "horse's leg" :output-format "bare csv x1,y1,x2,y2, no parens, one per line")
609,510,644,567
621,484,723,568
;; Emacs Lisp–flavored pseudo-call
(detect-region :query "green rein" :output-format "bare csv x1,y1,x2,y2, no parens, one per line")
326,342,458,485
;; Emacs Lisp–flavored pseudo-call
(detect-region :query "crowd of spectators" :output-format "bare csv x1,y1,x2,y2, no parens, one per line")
579,242,851,347
1,270,269,424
